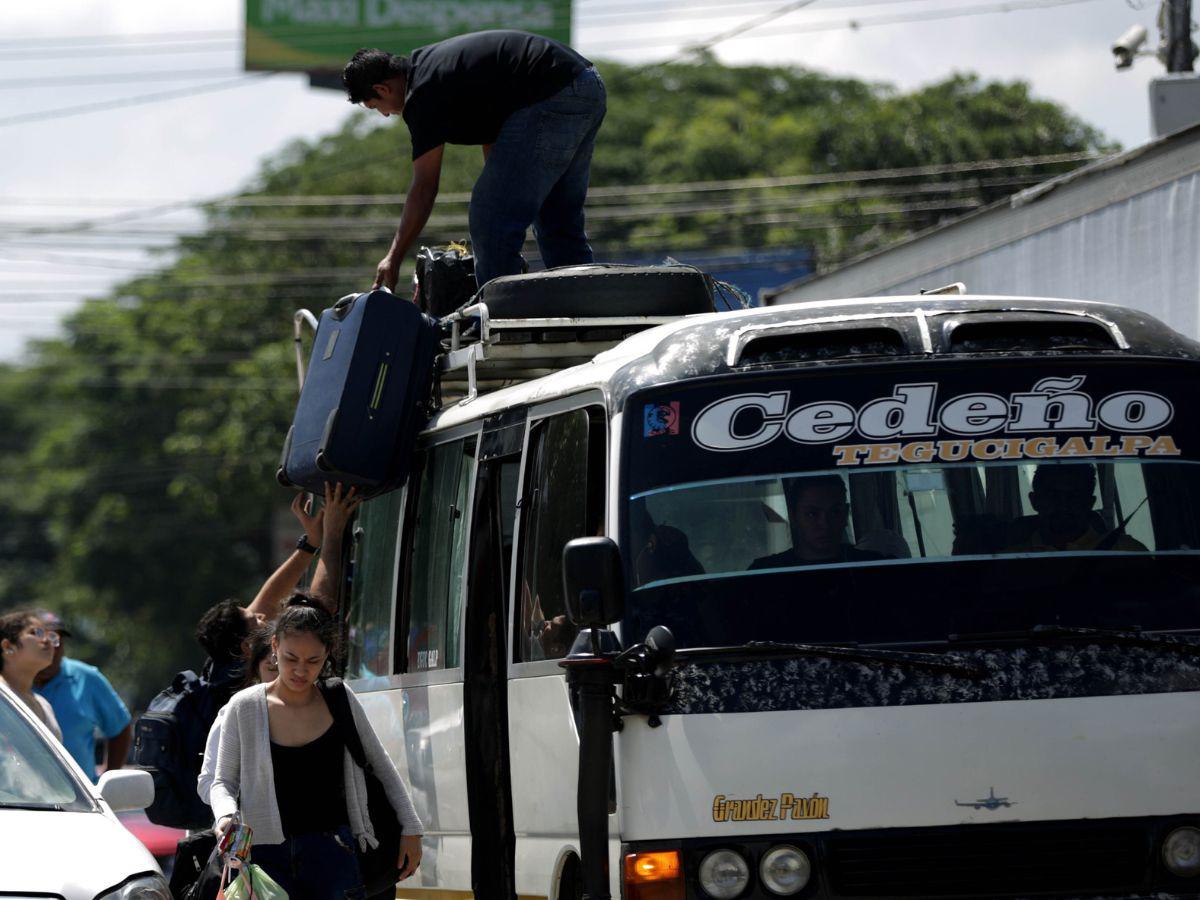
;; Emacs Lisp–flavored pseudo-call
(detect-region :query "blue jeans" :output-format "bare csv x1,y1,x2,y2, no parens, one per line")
252,826,365,900
469,66,607,288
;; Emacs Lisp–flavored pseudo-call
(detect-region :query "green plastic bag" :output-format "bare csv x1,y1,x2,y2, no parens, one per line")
219,863,288,900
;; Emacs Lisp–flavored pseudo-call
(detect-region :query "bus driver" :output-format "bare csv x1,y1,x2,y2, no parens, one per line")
1007,463,1148,553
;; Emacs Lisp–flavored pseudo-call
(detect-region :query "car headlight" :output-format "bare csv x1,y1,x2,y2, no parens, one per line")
760,845,812,895
699,848,750,899
96,874,173,900
1164,826,1200,877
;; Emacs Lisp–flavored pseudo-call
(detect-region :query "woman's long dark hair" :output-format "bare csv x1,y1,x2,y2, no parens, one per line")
0,609,39,675
275,592,340,679
240,624,277,690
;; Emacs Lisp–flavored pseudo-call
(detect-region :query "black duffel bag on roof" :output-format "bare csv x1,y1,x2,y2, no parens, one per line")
474,263,716,319
412,243,478,318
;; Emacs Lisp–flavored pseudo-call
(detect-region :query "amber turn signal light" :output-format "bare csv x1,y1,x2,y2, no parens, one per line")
624,851,685,900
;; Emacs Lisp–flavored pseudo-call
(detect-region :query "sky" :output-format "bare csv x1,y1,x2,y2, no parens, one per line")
0,0,1177,360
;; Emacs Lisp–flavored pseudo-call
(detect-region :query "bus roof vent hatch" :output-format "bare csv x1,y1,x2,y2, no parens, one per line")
735,325,909,367
942,314,1120,354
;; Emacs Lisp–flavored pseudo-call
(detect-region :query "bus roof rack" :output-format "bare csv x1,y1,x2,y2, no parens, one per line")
439,301,678,404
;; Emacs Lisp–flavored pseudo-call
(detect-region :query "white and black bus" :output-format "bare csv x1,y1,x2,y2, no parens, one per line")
329,273,1200,900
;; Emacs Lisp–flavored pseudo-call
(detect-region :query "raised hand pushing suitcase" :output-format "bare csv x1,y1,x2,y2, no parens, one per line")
278,288,440,496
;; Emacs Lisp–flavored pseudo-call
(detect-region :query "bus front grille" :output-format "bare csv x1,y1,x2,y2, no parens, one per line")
825,821,1151,897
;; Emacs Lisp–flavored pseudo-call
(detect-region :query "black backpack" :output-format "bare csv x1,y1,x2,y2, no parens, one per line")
132,662,236,829
412,243,477,318
168,829,219,900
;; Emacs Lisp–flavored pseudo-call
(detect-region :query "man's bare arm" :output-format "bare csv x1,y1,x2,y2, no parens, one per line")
311,483,363,615
374,145,445,291
246,493,323,621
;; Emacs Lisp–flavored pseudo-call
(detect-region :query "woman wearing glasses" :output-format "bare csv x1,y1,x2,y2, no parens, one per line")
0,609,63,741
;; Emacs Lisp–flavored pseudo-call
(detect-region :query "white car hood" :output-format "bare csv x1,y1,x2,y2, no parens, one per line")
2,807,160,900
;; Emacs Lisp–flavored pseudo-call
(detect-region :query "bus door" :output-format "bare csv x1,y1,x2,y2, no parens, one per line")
348,427,480,892
461,410,525,898
507,396,607,897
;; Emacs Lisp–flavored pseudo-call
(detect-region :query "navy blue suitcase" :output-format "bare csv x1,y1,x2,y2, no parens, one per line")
278,289,440,496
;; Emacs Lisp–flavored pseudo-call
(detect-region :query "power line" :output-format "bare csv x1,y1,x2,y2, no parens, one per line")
581,0,936,20
0,219,978,302
0,0,921,44
0,151,1101,241
0,179,1024,246
0,68,248,90
669,0,820,62
587,0,1106,51
0,73,276,129
0,40,242,61
0,0,1098,66
0,29,237,48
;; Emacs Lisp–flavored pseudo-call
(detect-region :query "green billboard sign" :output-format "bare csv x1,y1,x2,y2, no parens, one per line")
245,0,574,72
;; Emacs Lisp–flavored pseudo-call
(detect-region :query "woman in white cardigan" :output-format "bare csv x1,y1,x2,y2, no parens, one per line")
211,595,422,899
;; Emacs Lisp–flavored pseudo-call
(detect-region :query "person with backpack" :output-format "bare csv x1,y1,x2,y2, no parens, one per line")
168,625,280,900
134,484,362,829
211,596,423,899
196,625,278,806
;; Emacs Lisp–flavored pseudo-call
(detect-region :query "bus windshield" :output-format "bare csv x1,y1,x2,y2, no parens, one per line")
622,362,1200,648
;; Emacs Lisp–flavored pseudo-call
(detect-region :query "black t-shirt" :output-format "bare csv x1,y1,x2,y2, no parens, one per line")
271,722,347,836
401,30,590,159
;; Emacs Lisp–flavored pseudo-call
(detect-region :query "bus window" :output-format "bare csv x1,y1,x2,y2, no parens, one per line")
515,407,605,663
404,436,477,673
345,489,404,679
626,458,1200,647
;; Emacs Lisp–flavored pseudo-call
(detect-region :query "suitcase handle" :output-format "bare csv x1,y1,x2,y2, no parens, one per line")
332,286,392,321
332,293,358,321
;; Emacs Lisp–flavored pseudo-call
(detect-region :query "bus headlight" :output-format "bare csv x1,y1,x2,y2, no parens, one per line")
699,849,750,899
760,845,812,895
1163,826,1200,877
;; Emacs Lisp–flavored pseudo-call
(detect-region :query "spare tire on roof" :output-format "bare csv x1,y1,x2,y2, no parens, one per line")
474,263,716,318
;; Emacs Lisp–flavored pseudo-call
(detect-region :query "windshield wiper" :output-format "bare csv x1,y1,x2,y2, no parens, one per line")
674,640,986,679
949,624,1200,655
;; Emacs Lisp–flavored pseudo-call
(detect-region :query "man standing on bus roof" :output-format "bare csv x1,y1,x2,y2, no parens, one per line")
342,30,606,293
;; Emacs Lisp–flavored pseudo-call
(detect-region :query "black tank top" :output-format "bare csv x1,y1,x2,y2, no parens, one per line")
270,722,347,837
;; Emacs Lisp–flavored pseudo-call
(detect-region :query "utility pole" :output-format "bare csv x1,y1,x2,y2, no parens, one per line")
1164,0,1197,72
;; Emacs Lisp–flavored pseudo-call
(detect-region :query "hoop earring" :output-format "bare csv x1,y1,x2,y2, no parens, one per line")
270,653,278,665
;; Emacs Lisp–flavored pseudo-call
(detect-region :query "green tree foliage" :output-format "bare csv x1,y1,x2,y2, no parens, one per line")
0,60,1114,705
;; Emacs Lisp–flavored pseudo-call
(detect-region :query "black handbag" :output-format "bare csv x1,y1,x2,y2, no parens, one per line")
169,829,223,900
413,244,477,318
321,679,405,896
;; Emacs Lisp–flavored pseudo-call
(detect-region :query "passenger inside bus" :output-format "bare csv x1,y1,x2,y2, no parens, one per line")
749,474,891,569
1005,463,1148,553
634,523,704,585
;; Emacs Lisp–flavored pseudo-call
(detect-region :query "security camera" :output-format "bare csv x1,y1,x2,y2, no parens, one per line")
1113,24,1148,70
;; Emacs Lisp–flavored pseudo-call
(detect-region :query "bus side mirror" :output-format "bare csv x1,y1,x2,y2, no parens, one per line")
562,537,625,628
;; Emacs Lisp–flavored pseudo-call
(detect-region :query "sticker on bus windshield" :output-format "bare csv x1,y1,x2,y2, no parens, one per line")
644,401,680,437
